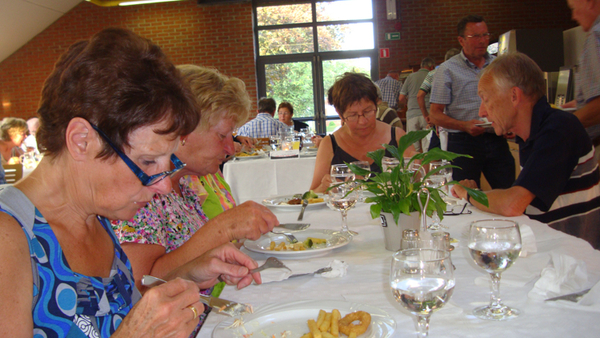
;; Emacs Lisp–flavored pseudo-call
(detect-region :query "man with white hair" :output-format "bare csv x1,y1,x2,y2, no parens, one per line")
452,52,600,248
567,0,600,162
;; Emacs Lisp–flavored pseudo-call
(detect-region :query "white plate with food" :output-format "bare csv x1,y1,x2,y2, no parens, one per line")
235,152,264,160
243,229,351,259
212,300,396,338
262,194,326,210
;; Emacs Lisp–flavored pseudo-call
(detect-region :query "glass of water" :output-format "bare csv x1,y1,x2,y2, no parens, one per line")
390,249,455,337
330,164,355,183
468,219,522,320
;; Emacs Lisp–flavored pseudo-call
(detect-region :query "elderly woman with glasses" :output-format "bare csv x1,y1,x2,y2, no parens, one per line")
310,72,415,193
0,28,261,338
111,65,278,330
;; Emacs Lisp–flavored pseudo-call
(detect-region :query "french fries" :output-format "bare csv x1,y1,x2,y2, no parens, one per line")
302,309,370,338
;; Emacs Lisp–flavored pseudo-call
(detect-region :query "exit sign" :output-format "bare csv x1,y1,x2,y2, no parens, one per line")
385,32,401,41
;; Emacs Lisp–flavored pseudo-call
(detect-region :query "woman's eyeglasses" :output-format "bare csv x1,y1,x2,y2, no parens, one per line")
443,203,472,216
90,123,185,186
343,107,377,122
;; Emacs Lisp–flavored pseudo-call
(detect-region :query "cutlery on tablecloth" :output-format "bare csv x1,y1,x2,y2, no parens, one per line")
545,289,591,302
297,199,308,221
250,256,290,273
140,275,252,317
288,267,333,278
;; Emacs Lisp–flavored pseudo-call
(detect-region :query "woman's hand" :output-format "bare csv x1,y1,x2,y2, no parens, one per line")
113,278,203,338
216,201,278,241
236,136,256,149
311,135,323,148
174,243,261,290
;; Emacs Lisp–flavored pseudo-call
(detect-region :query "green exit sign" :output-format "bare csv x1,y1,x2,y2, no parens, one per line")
385,32,401,41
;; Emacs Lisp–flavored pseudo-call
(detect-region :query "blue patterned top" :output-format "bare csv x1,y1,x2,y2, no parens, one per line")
236,113,288,138
375,75,402,109
0,191,140,338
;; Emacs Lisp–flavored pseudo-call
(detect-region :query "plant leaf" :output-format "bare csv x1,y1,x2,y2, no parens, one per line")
464,186,489,207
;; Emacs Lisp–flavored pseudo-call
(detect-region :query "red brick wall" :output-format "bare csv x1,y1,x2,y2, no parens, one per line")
0,0,577,120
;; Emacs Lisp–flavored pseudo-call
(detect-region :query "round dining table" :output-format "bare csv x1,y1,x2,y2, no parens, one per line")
197,198,600,338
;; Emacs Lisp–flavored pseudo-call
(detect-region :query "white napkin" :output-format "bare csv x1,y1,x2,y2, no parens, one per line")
519,224,537,257
528,252,588,300
259,259,348,284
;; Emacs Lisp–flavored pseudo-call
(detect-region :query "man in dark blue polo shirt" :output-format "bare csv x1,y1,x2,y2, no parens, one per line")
452,52,600,249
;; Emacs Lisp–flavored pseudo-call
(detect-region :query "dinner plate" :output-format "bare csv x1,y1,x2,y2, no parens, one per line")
243,229,351,258
262,194,326,210
235,153,264,160
212,300,396,338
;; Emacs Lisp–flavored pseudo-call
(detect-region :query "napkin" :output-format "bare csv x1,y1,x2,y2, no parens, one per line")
259,259,348,284
528,252,588,301
519,224,537,257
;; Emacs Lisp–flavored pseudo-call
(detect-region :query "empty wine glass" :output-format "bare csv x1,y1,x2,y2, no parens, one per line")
326,182,358,236
390,248,455,338
468,219,522,320
350,160,371,202
429,160,453,197
423,174,447,230
330,164,355,183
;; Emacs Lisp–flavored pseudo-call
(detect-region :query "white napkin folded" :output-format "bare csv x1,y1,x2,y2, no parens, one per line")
260,259,348,284
519,224,537,257
528,252,587,301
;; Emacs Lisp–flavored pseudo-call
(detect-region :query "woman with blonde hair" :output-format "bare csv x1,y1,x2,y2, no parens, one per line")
0,117,28,164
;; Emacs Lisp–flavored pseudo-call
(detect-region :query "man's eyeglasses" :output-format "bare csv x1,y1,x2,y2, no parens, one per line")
463,33,491,40
443,203,472,216
344,107,377,123
90,123,185,186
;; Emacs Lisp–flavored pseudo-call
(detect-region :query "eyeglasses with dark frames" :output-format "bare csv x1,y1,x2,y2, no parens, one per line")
90,123,185,186
344,107,377,122
443,203,472,216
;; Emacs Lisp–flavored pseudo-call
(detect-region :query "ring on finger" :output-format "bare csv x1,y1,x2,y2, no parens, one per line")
187,305,199,320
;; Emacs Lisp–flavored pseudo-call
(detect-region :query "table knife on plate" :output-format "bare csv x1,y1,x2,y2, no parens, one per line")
544,288,591,302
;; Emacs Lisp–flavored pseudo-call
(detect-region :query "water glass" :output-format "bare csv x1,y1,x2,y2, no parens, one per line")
330,164,355,183
390,249,455,337
326,182,358,235
382,157,400,172
401,229,420,250
468,219,522,320
269,135,281,151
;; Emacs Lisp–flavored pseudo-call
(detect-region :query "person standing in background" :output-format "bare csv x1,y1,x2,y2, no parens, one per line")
566,0,600,163
375,70,402,110
429,15,515,189
399,57,436,152
417,48,461,151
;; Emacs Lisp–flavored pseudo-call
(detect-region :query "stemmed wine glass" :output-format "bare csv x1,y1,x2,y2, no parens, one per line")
326,182,358,236
423,174,447,230
390,248,455,338
429,160,453,197
468,219,522,320
330,164,356,183
350,160,371,202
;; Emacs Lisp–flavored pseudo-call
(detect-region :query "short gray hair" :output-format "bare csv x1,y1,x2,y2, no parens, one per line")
445,48,460,61
480,52,545,101
421,57,436,69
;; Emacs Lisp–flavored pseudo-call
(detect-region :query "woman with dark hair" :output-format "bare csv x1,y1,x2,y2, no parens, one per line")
0,28,259,338
278,101,309,132
310,72,415,193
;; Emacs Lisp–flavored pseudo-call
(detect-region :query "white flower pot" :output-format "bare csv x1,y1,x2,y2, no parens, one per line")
380,211,420,251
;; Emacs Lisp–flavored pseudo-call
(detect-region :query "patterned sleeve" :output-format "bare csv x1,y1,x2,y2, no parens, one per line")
236,123,251,137
420,71,435,93
111,198,169,248
429,63,453,105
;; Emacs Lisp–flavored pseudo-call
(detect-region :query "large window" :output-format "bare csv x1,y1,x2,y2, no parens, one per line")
254,0,378,134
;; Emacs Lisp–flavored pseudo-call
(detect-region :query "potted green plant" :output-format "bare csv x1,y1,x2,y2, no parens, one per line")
347,129,488,250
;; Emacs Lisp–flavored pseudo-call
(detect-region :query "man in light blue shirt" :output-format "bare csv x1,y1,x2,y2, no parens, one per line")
237,97,288,138
375,70,402,109
429,14,515,189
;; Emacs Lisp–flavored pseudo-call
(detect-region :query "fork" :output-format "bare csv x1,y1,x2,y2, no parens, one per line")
270,229,300,244
288,266,333,278
251,257,290,273
297,199,308,221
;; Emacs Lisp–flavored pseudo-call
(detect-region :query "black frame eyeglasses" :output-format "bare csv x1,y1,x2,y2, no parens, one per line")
90,123,185,186
443,203,472,216
343,107,377,123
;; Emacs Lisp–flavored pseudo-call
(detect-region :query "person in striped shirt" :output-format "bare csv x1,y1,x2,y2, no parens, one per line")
452,52,600,249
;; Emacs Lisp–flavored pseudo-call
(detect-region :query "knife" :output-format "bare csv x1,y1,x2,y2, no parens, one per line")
544,288,591,302
141,275,252,317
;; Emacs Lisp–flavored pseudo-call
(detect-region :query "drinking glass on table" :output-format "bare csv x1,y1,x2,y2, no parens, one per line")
326,182,358,236
350,160,371,202
468,219,522,320
330,164,355,183
423,174,447,231
429,160,453,196
269,135,281,151
390,249,455,338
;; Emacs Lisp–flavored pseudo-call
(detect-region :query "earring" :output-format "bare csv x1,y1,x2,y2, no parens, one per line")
181,138,186,146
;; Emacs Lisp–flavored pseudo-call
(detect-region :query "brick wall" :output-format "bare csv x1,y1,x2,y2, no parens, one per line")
0,0,577,120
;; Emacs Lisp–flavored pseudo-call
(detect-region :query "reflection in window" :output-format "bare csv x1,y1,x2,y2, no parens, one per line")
257,3,312,26
318,23,374,52
322,57,371,117
316,0,373,22
265,62,315,118
259,27,314,56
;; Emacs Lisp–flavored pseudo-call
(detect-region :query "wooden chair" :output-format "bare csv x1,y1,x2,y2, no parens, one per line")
3,164,23,184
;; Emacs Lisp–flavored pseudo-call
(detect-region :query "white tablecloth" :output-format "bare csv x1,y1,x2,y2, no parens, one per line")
198,200,600,338
223,156,316,203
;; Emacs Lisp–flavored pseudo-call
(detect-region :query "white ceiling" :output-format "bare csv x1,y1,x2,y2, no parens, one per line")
0,0,82,62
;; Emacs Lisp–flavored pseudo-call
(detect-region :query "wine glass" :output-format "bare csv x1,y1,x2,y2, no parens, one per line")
429,160,452,197
423,174,447,231
468,219,522,320
390,248,455,338
350,160,371,202
326,182,358,236
330,164,355,183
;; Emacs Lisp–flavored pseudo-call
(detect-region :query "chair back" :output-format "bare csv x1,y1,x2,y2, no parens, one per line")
3,164,23,183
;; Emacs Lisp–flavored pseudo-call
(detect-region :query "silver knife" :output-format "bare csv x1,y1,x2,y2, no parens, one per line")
544,288,591,302
141,275,252,317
